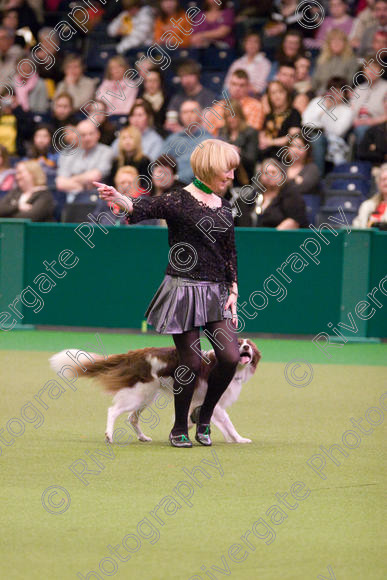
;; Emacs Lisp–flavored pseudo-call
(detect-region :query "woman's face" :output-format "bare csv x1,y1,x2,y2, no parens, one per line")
329,36,345,55
161,0,177,15
34,128,51,150
144,71,161,95
260,165,281,189
244,35,260,56
109,60,126,81
2,10,18,29
379,170,387,198
283,34,300,57
116,173,137,195
65,60,82,80
152,165,174,189
121,132,135,152
129,107,148,131
225,111,240,131
295,58,310,80
330,0,346,18
289,137,308,162
54,97,72,120
209,168,235,194
269,83,287,110
16,163,34,191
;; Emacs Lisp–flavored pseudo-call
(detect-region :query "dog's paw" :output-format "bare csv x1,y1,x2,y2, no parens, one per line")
138,434,152,442
105,432,113,443
236,437,252,444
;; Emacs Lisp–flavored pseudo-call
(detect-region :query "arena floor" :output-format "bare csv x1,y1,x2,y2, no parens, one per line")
0,330,386,580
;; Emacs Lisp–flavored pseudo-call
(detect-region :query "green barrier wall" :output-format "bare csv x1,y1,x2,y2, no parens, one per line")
0,220,386,337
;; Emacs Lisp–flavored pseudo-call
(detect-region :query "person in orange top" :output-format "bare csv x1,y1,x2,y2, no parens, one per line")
209,70,264,136
154,0,190,48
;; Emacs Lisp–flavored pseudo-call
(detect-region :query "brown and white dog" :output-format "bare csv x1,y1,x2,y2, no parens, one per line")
49,338,261,444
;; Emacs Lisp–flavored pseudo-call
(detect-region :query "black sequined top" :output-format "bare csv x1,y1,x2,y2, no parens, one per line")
126,185,238,285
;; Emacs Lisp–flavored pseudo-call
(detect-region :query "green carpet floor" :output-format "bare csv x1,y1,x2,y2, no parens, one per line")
0,331,386,580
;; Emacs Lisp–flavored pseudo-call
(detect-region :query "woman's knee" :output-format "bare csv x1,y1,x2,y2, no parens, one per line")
217,349,240,370
177,354,202,376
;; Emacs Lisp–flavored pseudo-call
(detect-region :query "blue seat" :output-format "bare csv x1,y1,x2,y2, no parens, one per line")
303,194,321,226
316,207,358,227
51,190,67,222
201,71,226,98
86,45,116,71
331,162,372,180
109,114,129,131
324,173,371,199
199,47,235,71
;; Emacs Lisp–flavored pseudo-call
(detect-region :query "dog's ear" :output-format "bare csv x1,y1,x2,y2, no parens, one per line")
248,340,261,368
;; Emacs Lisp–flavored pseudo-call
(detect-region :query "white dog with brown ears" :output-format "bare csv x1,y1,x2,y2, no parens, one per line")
50,338,261,444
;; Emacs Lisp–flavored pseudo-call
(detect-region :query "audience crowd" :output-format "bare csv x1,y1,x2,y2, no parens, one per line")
0,0,386,229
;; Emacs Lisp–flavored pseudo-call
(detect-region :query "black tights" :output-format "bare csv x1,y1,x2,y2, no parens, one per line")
171,319,240,435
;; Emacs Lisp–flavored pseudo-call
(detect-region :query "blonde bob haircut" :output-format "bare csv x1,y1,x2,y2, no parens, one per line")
190,139,240,184
17,160,47,187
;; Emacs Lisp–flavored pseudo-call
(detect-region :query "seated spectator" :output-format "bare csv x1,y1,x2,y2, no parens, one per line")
314,0,355,47
350,0,376,50
224,31,271,96
110,126,150,188
97,56,138,116
56,119,114,200
0,0,39,39
353,163,387,227
358,92,387,165
0,93,17,154
25,125,58,186
218,99,258,186
141,68,169,135
351,58,387,142
114,166,147,200
371,30,387,79
153,0,190,47
107,0,154,54
165,60,215,125
303,77,354,172
0,26,24,88
312,29,359,95
190,0,235,48
236,0,274,21
33,28,64,88
276,30,305,68
281,134,321,198
127,99,164,162
359,0,387,56
0,160,55,221
235,157,308,228
86,100,116,146
1,9,26,48
258,80,301,159
14,56,49,113
211,70,264,136
54,54,97,112
162,99,212,184
294,56,313,94
48,93,78,144
264,0,312,46
275,62,297,97
0,143,15,191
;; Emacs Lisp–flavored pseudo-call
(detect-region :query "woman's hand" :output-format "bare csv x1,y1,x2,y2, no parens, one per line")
225,293,238,328
93,181,133,213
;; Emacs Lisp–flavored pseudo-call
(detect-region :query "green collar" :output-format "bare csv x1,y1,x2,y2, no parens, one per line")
193,177,213,194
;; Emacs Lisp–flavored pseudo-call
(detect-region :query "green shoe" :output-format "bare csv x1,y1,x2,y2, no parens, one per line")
169,432,192,448
195,424,212,446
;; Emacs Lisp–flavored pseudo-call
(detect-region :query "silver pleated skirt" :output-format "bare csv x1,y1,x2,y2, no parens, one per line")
144,274,232,334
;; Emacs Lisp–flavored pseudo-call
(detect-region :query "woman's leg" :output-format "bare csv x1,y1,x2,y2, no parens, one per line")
199,319,240,425
171,327,202,436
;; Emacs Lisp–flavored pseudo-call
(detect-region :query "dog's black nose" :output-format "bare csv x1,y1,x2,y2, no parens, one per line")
243,345,249,350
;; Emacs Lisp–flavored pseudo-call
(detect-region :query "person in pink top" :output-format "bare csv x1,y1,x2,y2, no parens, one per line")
313,0,355,47
96,55,138,116
190,0,235,48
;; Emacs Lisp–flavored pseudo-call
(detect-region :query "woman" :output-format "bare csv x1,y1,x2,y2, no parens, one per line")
190,0,235,48
54,54,97,111
259,81,301,159
141,68,169,135
110,126,150,188
294,56,313,94
312,29,359,95
353,164,387,228
128,100,164,162
93,139,240,448
218,99,258,187
0,144,15,191
154,0,190,47
314,0,354,47
281,134,321,197
25,125,58,187
276,30,305,67
14,57,49,113
97,55,138,115
237,158,308,228
0,160,55,221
